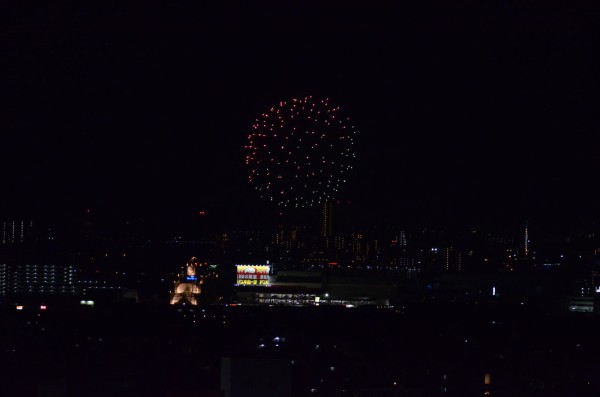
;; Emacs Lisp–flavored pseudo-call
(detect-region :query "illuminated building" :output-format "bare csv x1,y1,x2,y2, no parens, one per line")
234,268,394,306
391,230,408,248
321,200,333,237
0,263,77,295
274,229,284,245
445,247,462,272
78,279,121,295
334,236,345,250
170,257,215,305
0,264,7,295
399,230,407,247
351,233,365,263
1,220,33,244
562,296,594,313
236,264,271,286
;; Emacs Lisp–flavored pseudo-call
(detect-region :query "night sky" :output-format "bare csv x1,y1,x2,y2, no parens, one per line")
3,1,600,233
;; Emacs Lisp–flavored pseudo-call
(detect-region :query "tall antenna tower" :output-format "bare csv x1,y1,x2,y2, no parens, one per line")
524,219,529,257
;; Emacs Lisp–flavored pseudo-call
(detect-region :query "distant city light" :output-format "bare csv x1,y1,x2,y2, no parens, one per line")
40,305,47,310
16,305,23,310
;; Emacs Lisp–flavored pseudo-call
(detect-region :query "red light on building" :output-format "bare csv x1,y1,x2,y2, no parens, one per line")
328,262,338,266
198,211,206,215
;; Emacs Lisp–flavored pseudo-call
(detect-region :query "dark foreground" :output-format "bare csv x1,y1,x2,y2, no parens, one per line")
1,301,599,397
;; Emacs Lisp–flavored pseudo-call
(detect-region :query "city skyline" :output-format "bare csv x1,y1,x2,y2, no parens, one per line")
3,4,600,395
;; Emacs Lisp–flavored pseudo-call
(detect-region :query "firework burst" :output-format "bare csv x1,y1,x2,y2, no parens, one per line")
245,96,356,208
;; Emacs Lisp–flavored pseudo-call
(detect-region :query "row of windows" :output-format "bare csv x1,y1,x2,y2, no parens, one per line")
12,267,73,270
2,289,78,294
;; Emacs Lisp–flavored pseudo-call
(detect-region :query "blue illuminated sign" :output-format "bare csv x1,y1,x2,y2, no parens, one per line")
186,276,197,281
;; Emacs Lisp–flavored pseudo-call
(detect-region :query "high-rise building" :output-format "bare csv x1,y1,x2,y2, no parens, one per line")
391,231,407,248
445,247,462,272
334,236,345,251
398,230,407,247
0,263,77,295
274,229,284,245
1,220,33,244
320,201,333,238
0,264,8,295
351,233,364,263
